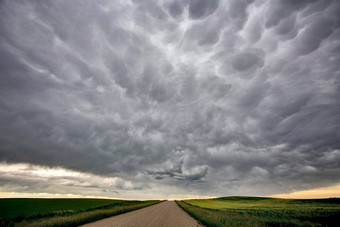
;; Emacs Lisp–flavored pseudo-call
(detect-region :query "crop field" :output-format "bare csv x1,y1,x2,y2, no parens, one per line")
177,196,340,227
0,198,161,227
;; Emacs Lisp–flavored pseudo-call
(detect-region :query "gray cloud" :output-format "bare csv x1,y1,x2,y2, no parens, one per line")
0,0,339,198
189,0,219,19
231,52,262,71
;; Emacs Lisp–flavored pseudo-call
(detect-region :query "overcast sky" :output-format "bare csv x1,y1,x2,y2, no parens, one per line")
0,0,340,200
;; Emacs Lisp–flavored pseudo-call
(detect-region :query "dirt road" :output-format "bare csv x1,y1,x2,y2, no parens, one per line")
81,201,201,227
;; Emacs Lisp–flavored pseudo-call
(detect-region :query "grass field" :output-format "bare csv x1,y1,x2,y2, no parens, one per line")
0,198,161,227
177,196,340,227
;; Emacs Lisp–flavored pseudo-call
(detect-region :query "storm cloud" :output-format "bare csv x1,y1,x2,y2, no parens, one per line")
0,0,339,199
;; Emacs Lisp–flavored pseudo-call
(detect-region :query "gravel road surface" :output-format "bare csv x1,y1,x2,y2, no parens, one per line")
81,201,201,227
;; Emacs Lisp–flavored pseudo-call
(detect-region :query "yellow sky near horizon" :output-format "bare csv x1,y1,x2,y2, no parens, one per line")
0,191,216,201
1,162,339,200
271,183,340,199
1,184,340,200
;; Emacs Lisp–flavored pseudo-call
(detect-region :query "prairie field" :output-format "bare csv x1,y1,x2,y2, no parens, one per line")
0,198,161,227
177,196,340,227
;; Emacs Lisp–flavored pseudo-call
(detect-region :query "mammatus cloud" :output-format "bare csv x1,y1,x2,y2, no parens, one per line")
0,0,339,199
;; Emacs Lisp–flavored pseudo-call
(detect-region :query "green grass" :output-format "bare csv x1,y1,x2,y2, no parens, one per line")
0,198,120,220
0,198,161,227
177,196,340,227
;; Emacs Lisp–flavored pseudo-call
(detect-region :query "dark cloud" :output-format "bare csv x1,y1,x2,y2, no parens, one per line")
0,0,339,198
228,0,254,30
189,0,219,19
231,53,262,71
167,1,184,18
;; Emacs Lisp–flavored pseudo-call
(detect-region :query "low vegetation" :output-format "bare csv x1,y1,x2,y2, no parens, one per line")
177,196,340,227
0,198,161,227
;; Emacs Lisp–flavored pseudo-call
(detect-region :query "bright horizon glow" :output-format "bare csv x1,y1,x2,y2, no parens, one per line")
271,184,340,199
1,162,340,200
0,162,217,200
0,191,217,201
0,191,113,199
1,188,340,200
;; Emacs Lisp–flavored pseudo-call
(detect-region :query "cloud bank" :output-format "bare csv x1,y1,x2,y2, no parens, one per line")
0,0,339,198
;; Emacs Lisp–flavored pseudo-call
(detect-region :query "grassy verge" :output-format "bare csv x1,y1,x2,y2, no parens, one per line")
176,197,340,227
0,198,123,221
0,199,161,227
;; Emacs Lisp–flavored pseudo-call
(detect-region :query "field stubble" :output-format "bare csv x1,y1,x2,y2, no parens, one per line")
0,198,161,227
176,197,340,227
